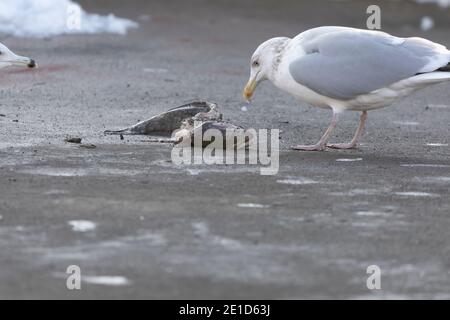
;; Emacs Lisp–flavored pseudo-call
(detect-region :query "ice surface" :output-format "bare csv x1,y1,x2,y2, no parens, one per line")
415,0,450,8
0,0,138,37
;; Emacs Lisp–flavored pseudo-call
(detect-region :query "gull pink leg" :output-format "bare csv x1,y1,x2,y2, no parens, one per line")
291,112,339,151
327,111,367,149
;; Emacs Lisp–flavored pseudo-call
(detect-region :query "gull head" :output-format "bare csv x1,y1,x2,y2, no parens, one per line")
243,37,290,101
0,43,37,70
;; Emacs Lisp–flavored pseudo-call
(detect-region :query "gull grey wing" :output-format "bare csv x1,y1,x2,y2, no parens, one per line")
289,31,449,100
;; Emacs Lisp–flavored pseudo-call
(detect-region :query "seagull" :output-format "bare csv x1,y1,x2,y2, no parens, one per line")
243,26,450,151
0,42,36,70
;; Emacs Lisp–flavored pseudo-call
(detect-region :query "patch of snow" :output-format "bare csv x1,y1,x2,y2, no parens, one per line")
392,121,420,126
277,178,318,185
395,191,439,197
415,0,450,8
355,211,391,217
82,275,130,286
426,143,448,147
401,163,450,168
68,220,97,232
0,0,138,37
419,176,450,183
336,158,363,162
426,104,450,109
237,203,269,209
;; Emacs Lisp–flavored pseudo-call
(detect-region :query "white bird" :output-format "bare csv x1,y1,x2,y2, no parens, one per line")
243,26,450,151
0,42,36,70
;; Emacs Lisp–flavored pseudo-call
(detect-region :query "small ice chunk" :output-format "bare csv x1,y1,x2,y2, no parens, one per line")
68,220,97,232
394,191,439,197
355,211,391,217
336,158,363,162
237,203,269,208
415,0,450,9
426,143,448,147
420,16,434,31
186,169,201,176
277,178,318,185
82,276,130,286
241,106,248,112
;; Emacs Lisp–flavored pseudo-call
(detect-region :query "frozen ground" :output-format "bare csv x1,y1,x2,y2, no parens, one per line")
0,0,449,299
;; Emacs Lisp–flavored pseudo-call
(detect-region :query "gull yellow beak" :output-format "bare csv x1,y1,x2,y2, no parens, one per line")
243,77,257,102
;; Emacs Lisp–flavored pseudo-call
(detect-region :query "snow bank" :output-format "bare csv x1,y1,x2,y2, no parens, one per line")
0,0,138,37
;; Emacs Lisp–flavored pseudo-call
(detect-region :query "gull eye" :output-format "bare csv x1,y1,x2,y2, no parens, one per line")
252,60,260,67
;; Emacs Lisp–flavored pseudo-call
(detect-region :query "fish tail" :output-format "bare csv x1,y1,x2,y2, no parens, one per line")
104,129,132,135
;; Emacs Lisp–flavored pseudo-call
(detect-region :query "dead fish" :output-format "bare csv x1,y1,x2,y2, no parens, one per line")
104,101,217,136
174,121,254,149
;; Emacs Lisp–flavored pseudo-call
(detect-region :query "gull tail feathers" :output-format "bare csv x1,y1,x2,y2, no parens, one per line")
438,62,450,72
408,71,450,84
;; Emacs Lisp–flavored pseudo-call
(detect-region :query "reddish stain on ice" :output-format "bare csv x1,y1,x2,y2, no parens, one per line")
6,64,71,75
